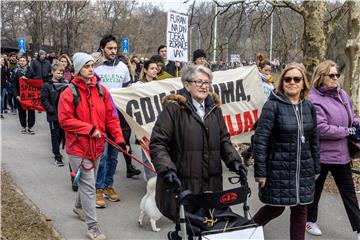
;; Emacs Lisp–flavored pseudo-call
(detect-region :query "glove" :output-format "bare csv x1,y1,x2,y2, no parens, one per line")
163,170,181,187
118,142,130,153
229,161,248,179
348,127,360,142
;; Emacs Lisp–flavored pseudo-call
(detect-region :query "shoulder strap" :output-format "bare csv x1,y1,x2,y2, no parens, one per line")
68,83,80,110
96,83,104,98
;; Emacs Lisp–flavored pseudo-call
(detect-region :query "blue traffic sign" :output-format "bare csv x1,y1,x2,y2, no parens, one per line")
122,38,129,55
18,38,26,53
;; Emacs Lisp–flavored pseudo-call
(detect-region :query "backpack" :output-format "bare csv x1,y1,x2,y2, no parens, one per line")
66,82,104,111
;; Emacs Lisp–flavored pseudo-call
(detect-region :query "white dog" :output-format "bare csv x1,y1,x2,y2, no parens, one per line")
138,176,163,232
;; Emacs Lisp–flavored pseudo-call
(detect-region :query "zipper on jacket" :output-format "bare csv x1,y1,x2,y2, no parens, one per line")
293,104,301,204
203,105,217,120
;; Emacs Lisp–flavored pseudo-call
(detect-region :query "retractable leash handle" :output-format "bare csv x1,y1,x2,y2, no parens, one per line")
101,133,157,174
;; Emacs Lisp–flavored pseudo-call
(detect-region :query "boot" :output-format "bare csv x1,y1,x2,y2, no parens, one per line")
126,165,141,178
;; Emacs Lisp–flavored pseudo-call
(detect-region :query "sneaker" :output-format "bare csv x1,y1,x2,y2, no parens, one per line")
54,156,64,167
21,128,27,134
126,165,141,178
96,189,106,208
87,224,106,240
306,222,322,236
73,207,85,221
103,186,120,202
0,114,4,119
27,128,35,135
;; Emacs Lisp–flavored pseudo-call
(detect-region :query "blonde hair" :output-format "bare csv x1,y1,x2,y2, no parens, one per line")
312,60,337,89
275,62,310,99
51,62,65,72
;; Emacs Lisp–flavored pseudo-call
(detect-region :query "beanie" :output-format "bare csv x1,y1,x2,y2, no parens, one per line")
72,52,94,74
39,49,46,55
193,49,206,62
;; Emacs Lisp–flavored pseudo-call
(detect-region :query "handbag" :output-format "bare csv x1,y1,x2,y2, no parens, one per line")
349,139,360,159
339,93,360,159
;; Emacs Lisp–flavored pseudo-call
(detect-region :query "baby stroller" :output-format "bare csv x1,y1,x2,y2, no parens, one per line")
171,176,264,240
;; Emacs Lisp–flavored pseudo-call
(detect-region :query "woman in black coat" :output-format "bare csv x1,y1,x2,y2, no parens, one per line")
150,65,247,239
253,63,320,240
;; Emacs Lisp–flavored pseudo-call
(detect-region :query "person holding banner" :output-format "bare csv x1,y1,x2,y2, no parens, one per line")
253,63,320,240
150,55,174,80
12,55,36,134
58,52,127,240
150,64,247,239
158,44,182,77
133,60,158,180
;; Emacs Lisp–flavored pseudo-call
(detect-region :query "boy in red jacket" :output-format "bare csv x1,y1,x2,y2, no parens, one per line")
58,52,127,240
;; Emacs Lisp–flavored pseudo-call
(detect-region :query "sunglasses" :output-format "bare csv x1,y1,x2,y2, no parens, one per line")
283,76,303,83
326,73,340,79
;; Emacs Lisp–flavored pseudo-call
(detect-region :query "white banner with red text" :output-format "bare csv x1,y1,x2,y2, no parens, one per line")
110,65,266,144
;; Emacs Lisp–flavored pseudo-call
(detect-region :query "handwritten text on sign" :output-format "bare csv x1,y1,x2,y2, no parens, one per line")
19,77,45,111
166,11,188,62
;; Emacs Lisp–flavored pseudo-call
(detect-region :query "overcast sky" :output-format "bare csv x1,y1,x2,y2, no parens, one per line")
138,0,192,13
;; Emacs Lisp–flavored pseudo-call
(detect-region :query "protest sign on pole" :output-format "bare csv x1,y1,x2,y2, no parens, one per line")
19,78,45,111
110,66,266,144
166,11,188,62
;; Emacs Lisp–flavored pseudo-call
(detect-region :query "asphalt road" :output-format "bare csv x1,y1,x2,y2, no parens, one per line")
1,112,357,240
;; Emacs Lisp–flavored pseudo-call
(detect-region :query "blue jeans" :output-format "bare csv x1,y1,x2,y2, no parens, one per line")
142,149,156,181
96,140,119,189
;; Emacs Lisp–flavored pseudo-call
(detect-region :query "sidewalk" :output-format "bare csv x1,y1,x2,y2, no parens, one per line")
1,112,357,239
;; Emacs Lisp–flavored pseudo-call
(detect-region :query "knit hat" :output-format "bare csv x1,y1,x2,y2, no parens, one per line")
193,49,206,62
38,50,46,55
72,52,94,74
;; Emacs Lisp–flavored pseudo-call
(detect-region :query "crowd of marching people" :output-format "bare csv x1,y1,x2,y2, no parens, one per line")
1,34,360,240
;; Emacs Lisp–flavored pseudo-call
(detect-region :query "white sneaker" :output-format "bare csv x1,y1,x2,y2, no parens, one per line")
306,222,322,236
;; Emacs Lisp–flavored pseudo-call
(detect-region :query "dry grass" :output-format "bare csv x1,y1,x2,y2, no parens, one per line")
1,168,62,240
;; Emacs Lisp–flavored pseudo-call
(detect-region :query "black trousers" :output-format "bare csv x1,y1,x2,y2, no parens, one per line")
49,121,62,156
307,163,360,232
17,101,35,128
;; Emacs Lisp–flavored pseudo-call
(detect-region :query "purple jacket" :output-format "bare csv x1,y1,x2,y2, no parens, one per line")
310,87,359,164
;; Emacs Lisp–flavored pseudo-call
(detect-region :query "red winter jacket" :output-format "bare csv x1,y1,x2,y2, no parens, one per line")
58,76,124,161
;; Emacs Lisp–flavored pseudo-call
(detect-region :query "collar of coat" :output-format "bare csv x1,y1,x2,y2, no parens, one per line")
162,88,221,111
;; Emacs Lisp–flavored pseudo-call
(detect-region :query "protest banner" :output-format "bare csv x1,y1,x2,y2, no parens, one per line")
166,11,188,62
110,65,266,144
19,77,45,111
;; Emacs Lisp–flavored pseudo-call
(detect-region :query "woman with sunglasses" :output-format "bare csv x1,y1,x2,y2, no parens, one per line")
306,60,360,238
253,63,320,240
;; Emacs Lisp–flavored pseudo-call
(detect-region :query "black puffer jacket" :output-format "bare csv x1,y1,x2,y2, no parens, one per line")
254,90,320,206
40,77,67,122
150,88,241,220
26,59,51,80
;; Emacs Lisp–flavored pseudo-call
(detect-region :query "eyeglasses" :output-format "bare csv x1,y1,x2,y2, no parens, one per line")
283,76,303,83
187,80,212,87
325,73,340,79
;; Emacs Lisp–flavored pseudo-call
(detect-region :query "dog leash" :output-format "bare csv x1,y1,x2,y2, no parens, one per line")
102,133,157,174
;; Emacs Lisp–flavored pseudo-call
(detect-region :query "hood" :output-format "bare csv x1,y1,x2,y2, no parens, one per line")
310,86,340,97
268,89,304,105
162,88,221,110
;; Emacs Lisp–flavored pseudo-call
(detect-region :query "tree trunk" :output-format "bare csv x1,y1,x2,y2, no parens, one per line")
302,1,327,79
344,1,360,114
